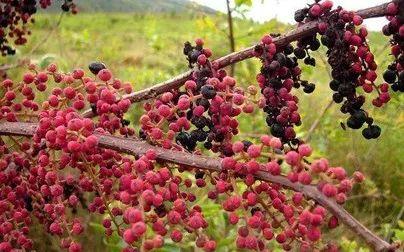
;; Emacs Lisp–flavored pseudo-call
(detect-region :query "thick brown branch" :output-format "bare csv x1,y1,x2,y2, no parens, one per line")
0,122,394,251
81,1,396,118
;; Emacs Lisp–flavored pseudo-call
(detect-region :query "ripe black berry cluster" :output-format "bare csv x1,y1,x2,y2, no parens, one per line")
0,0,77,56
293,1,332,68
295,0,385,139
254,34,310,147
382,2,404,93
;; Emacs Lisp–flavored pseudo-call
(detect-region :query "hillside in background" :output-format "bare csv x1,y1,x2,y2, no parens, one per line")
43,0,217,13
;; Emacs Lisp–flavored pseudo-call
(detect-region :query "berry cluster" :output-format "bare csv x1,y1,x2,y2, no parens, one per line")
254,34,310,147
295,0,387,139
0,0,77,56
216,135,363,250
140,39,257,156
382,2,404,93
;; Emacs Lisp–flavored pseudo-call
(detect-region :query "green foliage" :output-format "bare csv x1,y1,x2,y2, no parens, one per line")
340,238,370,252
235,0,253,7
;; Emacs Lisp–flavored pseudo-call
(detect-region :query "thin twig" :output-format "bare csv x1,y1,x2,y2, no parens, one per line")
385,206,404,242
304,100,334,142
27,12,65,56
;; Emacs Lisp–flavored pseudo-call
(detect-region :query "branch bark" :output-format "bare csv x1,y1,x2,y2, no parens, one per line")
0,121,394,251
81,1,397,118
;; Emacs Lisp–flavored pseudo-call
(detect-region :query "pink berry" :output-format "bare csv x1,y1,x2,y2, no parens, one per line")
309,4,322,17
266,161,281,175
185,80,197,90
261,34,272,45
47,63,57,72
328,216,339,229
269,137,282,149
67,141,81,153
177,97,190,110
321,0,333,10
5,91,16,101
158,104,171,117
69,242,82,252
298,144,312,157
276,232,287,244
353,15,363,25
195,38,204,46
247,145,261,158
386,3,398,15
170,229,183,242
23,73,35,84
197,54,207,65
285,151,300,166
298,172,312,185
263,228,274,240
322,183,337,197
353,171,365,182
193,105,205,117
307,227,321,241
232,141,244,153
123,229,136,244
37,72,48,82
98,69,112,81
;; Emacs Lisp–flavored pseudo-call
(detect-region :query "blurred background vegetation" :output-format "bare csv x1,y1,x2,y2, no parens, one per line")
0,0,403,251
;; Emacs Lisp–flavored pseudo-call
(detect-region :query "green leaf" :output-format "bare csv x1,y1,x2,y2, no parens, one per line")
393,228,404,241
89,222,105,233
155,242,181,252
235,0,252,7
38,54,56,69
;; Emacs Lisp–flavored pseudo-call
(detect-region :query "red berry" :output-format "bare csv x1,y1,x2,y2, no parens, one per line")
195,38,204,46
322,183,337,197
247,144,261,158
285,151,300,166
23,73,35,84
386,3,398,15
98,69,112,81
170,229,183,242
197,54,207,65
5,91,16,101
309,4,322,17
261,34,272,45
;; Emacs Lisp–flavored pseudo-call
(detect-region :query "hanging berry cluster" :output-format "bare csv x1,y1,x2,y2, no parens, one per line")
294,0,389,139
219,138,365,250
382,2,404,93
140,39,258,156
254,34,311,147
0,0,77,56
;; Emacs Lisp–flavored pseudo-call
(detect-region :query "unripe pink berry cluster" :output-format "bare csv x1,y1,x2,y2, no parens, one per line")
140,39,258,155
